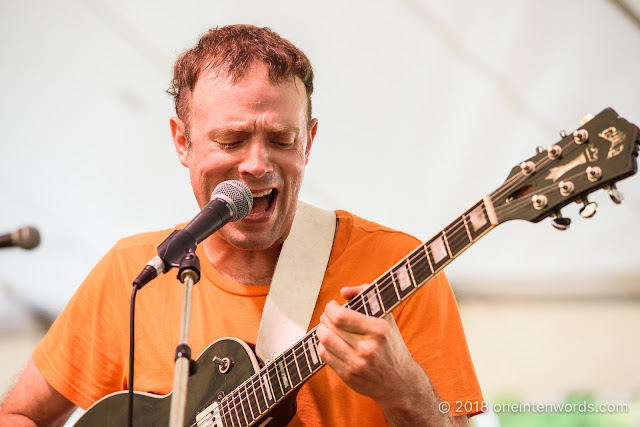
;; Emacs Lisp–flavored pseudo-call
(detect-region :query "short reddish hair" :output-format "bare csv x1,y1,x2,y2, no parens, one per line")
167,24,314,130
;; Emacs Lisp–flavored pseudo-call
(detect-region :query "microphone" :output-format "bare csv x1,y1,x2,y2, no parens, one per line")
134,180,253,288
0,226,40,250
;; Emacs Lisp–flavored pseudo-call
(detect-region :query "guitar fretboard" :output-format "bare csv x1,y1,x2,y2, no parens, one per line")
206,198,496,427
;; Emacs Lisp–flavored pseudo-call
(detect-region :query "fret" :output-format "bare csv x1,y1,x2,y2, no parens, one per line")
293,342,312,379
445,216,471,258
462,213,472,241
442,231,453,258
233,392,247,427
359,292,369,315
389,271,402,300
364,286,383,317
221,398,236,427
426,233,450,270
239,386,253,424
221,401,232,427
403,254,419,289
286,350,302,387
275,355,293,393
405,250,431,290
378,272,400,312
423,244,434,273
304,334,322,370
260,370,275,406
267,363,285,401
251,375,266,413
249,374,266,415
466,200,491,240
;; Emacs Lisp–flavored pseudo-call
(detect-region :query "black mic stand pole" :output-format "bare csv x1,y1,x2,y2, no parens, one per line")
169,248,200,427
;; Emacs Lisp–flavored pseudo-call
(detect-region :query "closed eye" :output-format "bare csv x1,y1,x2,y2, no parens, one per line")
216,141,243,150
270,140,295,148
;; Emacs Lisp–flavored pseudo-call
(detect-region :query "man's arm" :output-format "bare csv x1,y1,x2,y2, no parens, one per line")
316,285,469,427
0,358,77,426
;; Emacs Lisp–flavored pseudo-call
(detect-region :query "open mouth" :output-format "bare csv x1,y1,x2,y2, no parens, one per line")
249,189,277,216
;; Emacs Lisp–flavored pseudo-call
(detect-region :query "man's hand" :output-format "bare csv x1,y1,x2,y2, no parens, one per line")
316,284,468,426
316,284,415,401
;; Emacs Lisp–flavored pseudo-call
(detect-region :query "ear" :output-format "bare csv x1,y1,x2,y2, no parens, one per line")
170,116,190,167
304,118,319,165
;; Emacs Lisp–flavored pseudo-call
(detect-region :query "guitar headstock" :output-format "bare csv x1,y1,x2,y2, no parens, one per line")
492,108,639,227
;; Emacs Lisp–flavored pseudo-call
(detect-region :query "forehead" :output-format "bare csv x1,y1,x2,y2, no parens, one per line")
189,64,308,122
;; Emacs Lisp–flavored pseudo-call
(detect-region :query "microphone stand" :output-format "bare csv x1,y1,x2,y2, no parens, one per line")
169,248,200,427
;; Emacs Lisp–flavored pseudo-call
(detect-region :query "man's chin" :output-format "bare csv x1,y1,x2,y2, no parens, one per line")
218,228,280,252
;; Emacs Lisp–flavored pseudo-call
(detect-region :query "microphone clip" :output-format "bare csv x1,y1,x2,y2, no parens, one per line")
133,229,199,289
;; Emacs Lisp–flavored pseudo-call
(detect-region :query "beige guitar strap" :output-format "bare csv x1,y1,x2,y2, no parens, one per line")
255,201,336,363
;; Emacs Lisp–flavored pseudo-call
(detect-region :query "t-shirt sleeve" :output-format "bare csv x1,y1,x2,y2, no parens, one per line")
32,246,131,409
395,271,484,417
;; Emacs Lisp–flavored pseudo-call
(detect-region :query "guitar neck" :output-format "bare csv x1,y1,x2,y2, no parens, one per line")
213,197,498,426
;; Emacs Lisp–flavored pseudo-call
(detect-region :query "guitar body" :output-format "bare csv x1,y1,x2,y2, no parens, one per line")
76,337,297,426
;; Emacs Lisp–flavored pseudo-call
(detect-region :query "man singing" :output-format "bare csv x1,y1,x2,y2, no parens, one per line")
0,24,482,426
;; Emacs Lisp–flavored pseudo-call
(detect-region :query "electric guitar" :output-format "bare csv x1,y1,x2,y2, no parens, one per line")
76,107,639,426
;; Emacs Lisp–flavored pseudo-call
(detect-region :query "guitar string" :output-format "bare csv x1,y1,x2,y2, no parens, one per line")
347,168,596,316
192,186,575,427
192,137,592,426
336,130,591,317
206,331,324,427
491,136,582,201
490,170,594,219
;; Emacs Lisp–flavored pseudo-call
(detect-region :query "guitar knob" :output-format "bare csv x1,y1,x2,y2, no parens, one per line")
608,184,624,204
579,197,597,218
551,211,571,231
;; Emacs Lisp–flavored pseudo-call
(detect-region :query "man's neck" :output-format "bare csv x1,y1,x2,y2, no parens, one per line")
202,236,282,286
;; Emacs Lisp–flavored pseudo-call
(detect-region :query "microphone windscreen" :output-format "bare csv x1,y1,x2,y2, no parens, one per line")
212,181,253,222
12,226,40,250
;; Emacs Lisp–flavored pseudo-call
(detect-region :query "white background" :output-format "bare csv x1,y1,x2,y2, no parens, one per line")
1,0,639,328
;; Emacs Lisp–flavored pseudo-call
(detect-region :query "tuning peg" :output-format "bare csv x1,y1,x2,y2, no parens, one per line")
608,184,624,204
551,211,572,231
579,196,598,218
536,146,544,154
559,130,567,138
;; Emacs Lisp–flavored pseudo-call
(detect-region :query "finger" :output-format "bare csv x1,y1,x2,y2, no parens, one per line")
324,300,388,337
316,322,355,365
340,284,369,300
316,339,353,381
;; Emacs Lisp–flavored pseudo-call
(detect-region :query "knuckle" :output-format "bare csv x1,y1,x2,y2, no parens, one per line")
351,357,367,373
332,309,347,325
358,340,376,358
373,321,390,338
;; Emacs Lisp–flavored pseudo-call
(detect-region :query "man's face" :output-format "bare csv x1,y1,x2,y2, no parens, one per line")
171,63,318,251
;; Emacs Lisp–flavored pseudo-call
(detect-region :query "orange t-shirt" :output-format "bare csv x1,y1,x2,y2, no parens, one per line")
33,210,483,425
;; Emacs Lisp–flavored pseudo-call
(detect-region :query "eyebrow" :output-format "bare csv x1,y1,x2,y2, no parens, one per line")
207,123,300,140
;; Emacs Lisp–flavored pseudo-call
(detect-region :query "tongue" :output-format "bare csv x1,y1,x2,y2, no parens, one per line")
250,195,271,215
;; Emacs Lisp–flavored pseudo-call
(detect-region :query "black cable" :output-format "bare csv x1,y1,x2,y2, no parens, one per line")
128,284,139,427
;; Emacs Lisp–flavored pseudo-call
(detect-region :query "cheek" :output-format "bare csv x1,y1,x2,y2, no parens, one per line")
186,152,235,206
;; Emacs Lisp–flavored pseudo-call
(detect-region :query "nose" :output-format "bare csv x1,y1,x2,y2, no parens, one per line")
238,139,273,178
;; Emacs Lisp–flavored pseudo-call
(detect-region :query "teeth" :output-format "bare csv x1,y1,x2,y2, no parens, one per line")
251,189,273,198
